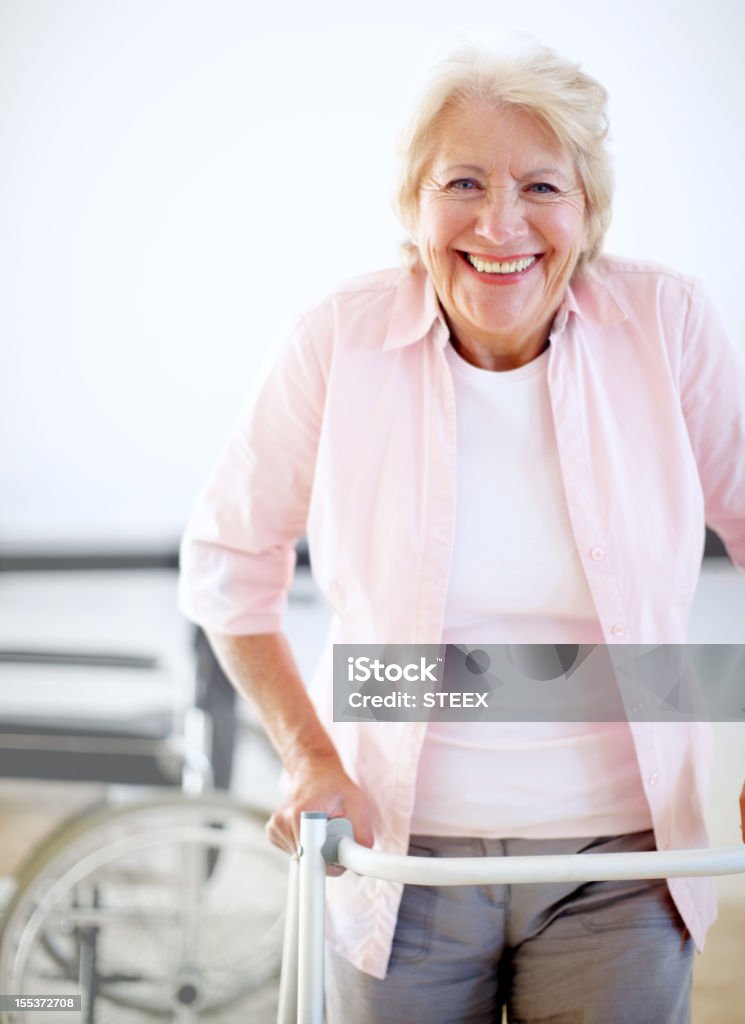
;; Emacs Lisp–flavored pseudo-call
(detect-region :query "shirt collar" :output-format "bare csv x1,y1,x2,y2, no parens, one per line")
552,264,628,335
383,267,449,351
383,261,627,352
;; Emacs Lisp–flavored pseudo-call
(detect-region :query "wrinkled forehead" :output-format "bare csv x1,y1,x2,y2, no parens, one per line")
423,100,577,183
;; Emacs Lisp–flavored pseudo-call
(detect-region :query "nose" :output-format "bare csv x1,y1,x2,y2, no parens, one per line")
474,188,527,244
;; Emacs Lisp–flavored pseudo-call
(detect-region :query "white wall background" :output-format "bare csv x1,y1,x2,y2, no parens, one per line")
1,0,744,547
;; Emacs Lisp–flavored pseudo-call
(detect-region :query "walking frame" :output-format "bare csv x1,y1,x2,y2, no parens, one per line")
277,813,745,1024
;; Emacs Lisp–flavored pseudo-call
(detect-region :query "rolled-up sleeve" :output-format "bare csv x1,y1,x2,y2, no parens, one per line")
178,313,327,634
680,280,745,569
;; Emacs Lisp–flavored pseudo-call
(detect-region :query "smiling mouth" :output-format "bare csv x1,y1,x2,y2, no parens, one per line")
462,253,540,275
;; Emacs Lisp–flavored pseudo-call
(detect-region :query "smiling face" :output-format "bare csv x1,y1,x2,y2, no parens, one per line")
416,102,587,369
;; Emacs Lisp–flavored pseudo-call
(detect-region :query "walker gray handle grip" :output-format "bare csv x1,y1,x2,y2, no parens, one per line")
321,817,354,865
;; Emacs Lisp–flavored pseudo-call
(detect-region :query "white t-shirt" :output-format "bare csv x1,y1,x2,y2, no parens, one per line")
411,342,652,838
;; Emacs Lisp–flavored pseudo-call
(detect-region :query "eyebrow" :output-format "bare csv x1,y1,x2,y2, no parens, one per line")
438,163,571,184
439,163,488,175
527,167,571,183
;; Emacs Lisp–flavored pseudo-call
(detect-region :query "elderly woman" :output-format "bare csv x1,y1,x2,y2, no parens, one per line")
179,43,745,1023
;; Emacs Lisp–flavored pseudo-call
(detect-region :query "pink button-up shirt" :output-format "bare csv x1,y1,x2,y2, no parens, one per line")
179,255,745,977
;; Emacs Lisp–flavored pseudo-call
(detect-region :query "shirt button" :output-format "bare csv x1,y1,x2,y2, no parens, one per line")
648,772,659,786
611,623,626,637
590,547,605,561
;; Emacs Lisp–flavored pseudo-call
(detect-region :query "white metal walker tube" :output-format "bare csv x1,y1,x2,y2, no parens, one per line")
276,854,299,1024
297,813,328,1024
335,838,745,885
279,815,745,1024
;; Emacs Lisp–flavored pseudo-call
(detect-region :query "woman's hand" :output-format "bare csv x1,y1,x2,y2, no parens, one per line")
266,751,375,875
203,631,374,873
740,781,745,844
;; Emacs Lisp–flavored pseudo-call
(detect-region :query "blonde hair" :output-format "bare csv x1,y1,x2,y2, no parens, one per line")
394,43,613,270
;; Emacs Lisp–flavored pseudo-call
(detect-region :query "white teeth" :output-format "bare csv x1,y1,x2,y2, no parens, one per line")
466,254,537,274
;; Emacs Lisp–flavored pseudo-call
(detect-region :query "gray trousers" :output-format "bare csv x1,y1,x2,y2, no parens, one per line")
325,830,693,1023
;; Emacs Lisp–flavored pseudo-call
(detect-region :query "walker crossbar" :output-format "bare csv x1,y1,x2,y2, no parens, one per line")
278,813,745,1024
334,836,745,885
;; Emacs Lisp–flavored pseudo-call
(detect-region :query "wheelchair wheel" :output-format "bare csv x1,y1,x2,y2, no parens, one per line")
0,791,287,1022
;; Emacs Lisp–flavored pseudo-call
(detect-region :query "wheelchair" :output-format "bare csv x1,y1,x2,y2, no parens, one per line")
0,558,289,1024
0,788,287,1023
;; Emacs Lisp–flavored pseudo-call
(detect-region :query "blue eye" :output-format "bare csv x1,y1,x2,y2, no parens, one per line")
448,178,480,192
528,182,558,194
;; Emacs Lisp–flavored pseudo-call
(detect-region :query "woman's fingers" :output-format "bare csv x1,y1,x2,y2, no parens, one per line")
265,766,375,875
265,808,300,855
265,802,352,876
739,781,745,843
